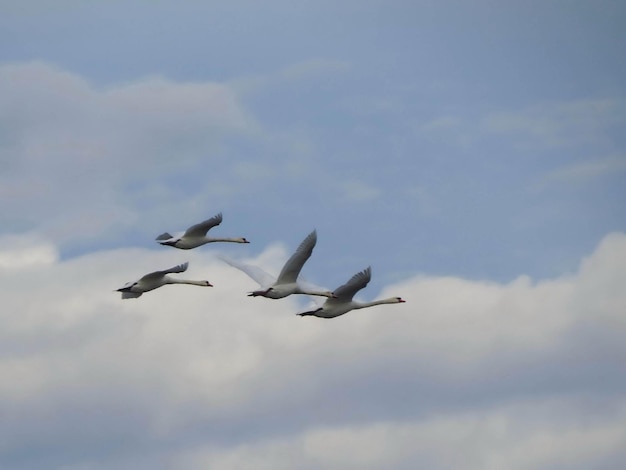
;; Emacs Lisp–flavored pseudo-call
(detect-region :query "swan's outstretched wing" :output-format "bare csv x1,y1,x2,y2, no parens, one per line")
141,262,189,282
184,213,223,238
332,266,371,301
276,230,317,284
218,255,276,289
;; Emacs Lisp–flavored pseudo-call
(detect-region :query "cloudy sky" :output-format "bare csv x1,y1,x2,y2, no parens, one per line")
1,1,625,468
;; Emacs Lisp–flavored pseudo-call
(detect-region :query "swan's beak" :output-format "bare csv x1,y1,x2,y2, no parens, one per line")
206,281,213,287
243,238,250,243
399,298,406,303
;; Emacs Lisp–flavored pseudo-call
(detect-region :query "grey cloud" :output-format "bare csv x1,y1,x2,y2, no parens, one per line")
0,232,625,468
0,62,259,244
481,99,623,149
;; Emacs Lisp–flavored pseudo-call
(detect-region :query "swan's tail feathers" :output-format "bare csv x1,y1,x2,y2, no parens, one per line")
121,291,142,299
156,232,173,241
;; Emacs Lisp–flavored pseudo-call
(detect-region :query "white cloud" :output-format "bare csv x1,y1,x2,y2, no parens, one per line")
0,231,625,468
419,115,463,134
338,180,381,202
536,155,626,188
179,398,626,470
481,99,622,148
0,233,58,269
0,62,259,244
416,99,625,153
231,58,350,95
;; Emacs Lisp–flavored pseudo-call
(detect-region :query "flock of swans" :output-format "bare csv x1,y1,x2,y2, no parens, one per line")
116,212,406,318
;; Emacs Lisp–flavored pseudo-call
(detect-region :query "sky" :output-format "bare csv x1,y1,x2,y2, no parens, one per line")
0,1,625,468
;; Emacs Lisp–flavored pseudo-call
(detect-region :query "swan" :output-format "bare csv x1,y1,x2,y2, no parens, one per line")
156,212,249,249
219,230,335,299
297,267,405,318
116,262,212,299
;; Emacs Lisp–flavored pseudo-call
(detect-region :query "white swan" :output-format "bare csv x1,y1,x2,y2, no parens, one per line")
219,230,335,299
297,267,405,318
116,262,212,299
156,212,249,249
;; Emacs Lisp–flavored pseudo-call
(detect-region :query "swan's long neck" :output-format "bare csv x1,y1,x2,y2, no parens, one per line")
208,237,248,244
299,288,335,298
354,297,402,309
167,278,211,286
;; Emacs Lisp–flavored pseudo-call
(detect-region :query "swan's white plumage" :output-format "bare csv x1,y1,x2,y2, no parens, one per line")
219,230,334,299
116,262,212,299
156,212,249,249
298,266,405,318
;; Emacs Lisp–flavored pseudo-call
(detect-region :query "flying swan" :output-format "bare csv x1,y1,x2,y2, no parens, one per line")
116,262,212,299
297,266,405,318
219,230,335,299
156,212,249,249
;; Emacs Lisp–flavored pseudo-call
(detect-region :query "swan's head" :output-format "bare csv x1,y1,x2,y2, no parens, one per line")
396,297,406,303
239,237,250,244
203,281,213,287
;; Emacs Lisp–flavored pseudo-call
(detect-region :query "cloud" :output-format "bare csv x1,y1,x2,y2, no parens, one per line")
0,233,58,269
0,231,625,468
416,98,625,154
231,58,350,95
536,155,626,187
179,399,626,470
481,99,622,149
418,116,463,134
337,180,381,202
0,61,259,244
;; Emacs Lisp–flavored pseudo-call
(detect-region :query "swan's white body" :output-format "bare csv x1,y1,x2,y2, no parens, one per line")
116,262,212,299
219,230,334,299
297,267,405,318
156,213,249,250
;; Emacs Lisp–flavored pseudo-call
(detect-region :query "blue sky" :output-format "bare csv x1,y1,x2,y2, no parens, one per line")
1,1,625,469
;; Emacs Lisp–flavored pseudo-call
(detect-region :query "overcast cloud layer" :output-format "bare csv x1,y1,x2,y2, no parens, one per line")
0,232,625,469
1,1,625,468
